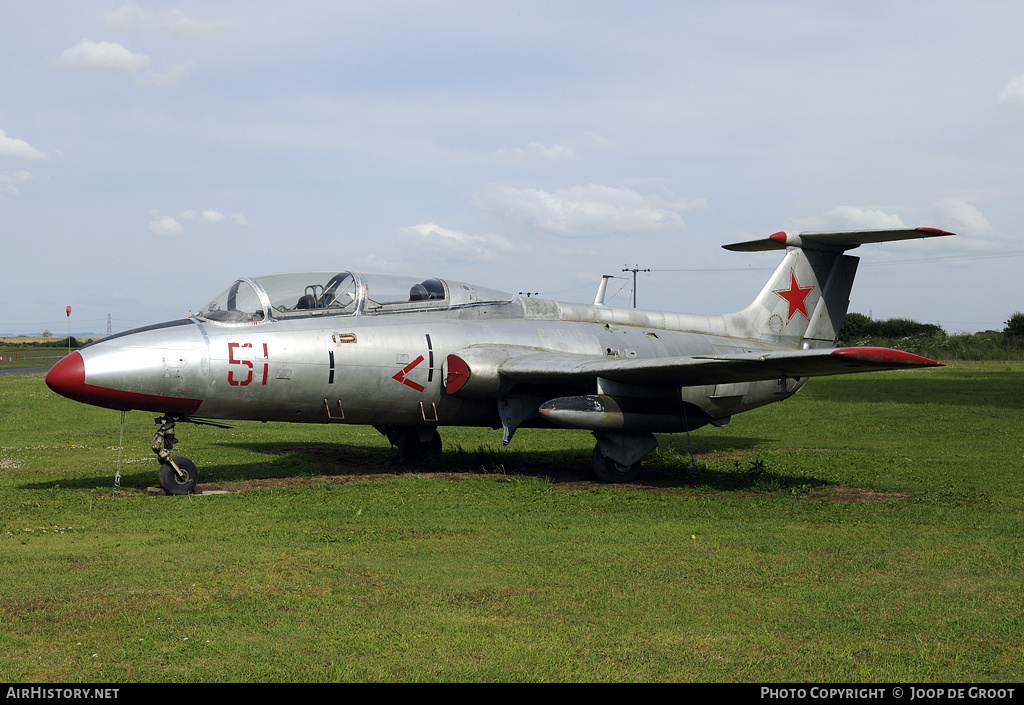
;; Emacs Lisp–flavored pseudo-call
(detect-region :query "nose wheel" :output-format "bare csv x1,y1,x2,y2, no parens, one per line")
157,456,198,495
152,416,194,495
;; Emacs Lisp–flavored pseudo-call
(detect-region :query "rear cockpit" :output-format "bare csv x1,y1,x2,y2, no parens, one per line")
196,271,513,324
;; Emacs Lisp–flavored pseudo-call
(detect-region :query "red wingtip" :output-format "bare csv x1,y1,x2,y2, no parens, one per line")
832,347,944,367
914,227,955,236
769,231,788,244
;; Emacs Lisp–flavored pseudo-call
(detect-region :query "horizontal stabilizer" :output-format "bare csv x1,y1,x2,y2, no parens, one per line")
496,346,942,389
723,227,953,253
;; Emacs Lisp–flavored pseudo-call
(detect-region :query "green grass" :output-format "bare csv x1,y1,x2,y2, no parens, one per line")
0,346,68,369
1,364,1022,682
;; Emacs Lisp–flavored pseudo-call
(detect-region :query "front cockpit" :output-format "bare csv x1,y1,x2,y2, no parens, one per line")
195,271,513,324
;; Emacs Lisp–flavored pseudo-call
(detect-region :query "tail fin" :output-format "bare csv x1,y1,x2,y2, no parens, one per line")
724,228,952,348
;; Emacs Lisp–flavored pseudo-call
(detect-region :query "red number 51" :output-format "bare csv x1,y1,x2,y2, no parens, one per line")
228,343,269,386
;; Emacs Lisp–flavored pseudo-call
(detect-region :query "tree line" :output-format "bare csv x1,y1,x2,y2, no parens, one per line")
838,312,1024,361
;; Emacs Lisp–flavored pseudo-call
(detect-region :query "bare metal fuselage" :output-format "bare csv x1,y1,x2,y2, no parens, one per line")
74,296,797,432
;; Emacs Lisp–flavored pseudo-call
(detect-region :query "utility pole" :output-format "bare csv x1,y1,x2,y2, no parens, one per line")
622,265,650,308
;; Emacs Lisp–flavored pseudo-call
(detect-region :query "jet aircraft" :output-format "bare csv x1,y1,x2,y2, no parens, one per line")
46,227,950,494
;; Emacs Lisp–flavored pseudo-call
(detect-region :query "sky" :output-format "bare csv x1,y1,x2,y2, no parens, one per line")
2,1,1023,337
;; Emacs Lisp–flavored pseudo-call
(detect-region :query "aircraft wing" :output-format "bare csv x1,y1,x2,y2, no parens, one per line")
494,346,942,388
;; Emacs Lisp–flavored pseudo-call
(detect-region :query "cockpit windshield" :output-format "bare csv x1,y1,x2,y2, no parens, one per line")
197,278,268,323
195,270,512,324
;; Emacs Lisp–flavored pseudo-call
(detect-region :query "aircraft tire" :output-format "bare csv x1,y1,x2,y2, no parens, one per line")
158,456,198,495
592,445,641,483
396,427,442,465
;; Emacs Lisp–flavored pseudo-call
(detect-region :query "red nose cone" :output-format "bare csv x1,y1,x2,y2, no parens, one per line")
45,352,87,402
45,350,203,414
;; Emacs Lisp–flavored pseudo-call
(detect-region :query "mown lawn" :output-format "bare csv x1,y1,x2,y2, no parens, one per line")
0,363,1021,682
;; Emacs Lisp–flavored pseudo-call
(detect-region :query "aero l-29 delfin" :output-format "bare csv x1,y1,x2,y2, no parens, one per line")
46,227,950,494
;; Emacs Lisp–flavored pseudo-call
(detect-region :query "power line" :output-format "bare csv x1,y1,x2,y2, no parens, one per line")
622,265,650,308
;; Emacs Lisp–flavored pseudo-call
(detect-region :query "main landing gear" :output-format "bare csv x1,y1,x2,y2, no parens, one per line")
151,415,236,495
591,431,658,484
377,425,443,465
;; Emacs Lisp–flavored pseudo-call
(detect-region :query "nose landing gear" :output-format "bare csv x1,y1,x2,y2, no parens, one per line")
152,416,195,495
151,415,236,495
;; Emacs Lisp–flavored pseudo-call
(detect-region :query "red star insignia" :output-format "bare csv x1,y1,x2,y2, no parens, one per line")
774,270,814,322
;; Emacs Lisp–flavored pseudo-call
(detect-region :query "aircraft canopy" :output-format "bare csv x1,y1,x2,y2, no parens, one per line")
196,271,512,324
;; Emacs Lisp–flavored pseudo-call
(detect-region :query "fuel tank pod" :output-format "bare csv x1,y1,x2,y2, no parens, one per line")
539,394,714,433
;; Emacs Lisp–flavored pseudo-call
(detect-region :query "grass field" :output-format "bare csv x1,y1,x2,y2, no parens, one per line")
0,347,66,369
0,364,1022,682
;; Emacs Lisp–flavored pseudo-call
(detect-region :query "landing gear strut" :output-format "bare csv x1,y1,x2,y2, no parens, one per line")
150,415,236,495
152,416,196,495
592,445,642,483
591,431,658,483
378,425,443,465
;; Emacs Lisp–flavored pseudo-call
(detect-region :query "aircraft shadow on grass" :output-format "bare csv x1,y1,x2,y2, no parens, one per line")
23,434,830,493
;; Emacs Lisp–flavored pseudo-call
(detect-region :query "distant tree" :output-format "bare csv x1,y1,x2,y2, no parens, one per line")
870,318,944,338
1003,312,1024,348
841,312,870,339
840,314,944,342
42,329,51,338
42,337,81,349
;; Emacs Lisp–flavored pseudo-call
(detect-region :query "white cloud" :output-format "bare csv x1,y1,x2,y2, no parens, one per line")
103,4,145,31
199,209,225,224
53,39,149,73
586,132,616,148
0,170,32,196
494,141,577,161
792,206,907,232
399,223,515,263
159,10,229,37
997,74,1024,105
482,184,704,237
354,254,401,272
149,214,184,237
0,129,47,160
933,199,993,236
140,60,197,87
103,6,227,36
149,209,248,235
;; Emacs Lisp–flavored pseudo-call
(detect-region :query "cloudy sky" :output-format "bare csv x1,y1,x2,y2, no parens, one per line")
2,1,1023,336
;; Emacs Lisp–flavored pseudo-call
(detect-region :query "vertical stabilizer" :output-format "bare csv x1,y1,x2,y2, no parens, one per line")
723,227,952,348
734,249,857,347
